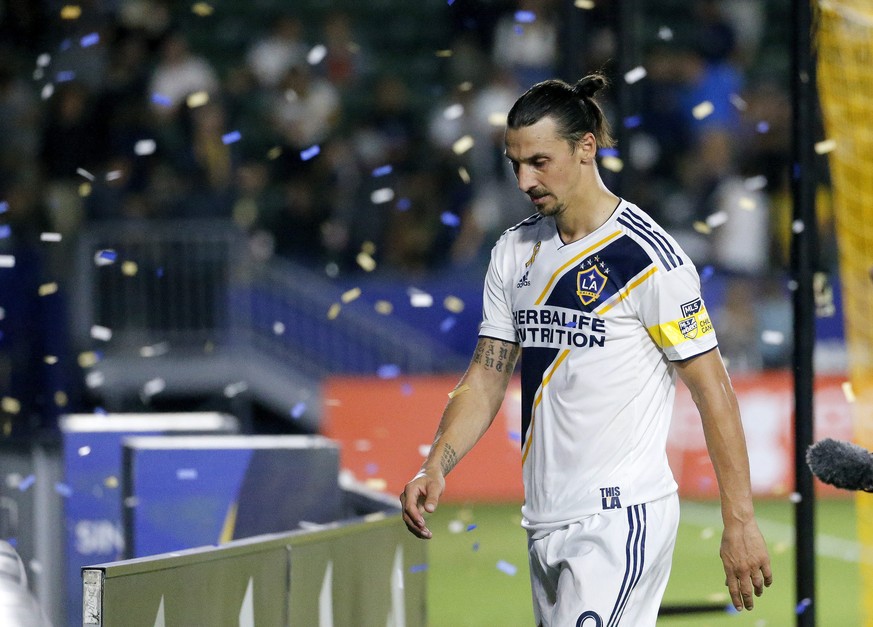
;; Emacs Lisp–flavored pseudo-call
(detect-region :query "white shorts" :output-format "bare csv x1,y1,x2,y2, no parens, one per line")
527,492,680,627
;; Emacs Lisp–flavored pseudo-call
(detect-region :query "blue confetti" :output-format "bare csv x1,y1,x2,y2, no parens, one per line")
447,0,455,5
6,538,16,548
151,93,172,107
440,317,456,333
290,402,306,419
0,225,11,239
401,382,414,396
472,542,480,551
372,164,393,177
441,212,461,227
365,462,378,475
725,604,740,614
18,475,36,492
793,162,801,180
515,10,536,23
60,39,72,52
0,202,7,213
156,267,164,278
396,197,412,211
94,406,108,415
222,131,242,145
496,560,517,576
300,145,321,161
98,249,117,262
80,33,100,48
54,482,73,497
699,265,714,282
756,121,770,133
598,147,620,158
410,563,428,573
466,524,477,532
508,431,521,442
623,115,642,128
796,598,812,615
564,320,577,328
56,70,76,82
514,25,524,35
377,364,401,379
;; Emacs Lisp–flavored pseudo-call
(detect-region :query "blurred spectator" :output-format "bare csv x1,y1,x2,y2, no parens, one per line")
246,14,309,90
148,31,219,116
0,55,41,190
320,10,368,92
492,0,559,88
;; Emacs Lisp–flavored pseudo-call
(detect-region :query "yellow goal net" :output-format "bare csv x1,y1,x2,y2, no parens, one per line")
815,0,873,622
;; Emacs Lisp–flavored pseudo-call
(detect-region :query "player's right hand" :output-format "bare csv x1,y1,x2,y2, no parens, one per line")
400,470,445,539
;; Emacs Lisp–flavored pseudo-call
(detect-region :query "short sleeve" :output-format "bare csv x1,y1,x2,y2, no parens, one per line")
636,264,718,361
478,244,518,343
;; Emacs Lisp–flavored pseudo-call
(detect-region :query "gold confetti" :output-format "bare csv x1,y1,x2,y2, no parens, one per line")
327,303,341,320
267,146,282,160
364,478,388,491
78,352,99,368
448,383,471,399
1,397,21,414
814,139,836,154
121,261,138,276
452,135,474,155
191,2,214,16
342,287,361,303
600,156,624,173
488,112,507,127
458,166,470,184
54,391,68,407
38,282,58,297
374,300,393,315
738,196,757,211
2,420,10,436
44,355,58,365
356,251,377,272
361,241,377,255
693,221,712,235
79,182,92,197
186,91,210,108
458,81,474,92
842,381,856,403
104,476,119,489
444,295,465,313
692,101,714,120
435,49,453,57
60,5,82,19
574,0,595,7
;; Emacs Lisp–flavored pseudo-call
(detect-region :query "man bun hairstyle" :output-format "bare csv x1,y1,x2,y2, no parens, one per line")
507,72,616,151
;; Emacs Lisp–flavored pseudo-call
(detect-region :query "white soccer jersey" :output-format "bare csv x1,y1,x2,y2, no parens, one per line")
479,199,718,532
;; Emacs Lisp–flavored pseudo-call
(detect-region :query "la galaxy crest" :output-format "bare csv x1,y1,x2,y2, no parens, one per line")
576,257,608,306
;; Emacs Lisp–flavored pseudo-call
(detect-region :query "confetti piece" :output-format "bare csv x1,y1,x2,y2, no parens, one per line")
466,524,477,532
692,101,714,120
365,462,378,476
374,300,393,315
515,10,536,23
743,175,767,191
725,605,740,614
78,182,91,197
327,303,341,319
41,84,55,100
417,444,431,456
435,49,453,58
290,402,306,419
40,232,62,242
104,476,119,489
756,121,770,133
791,219,805,234
94,249,117,265
448,520,464,533
623,115,642,128
80,33,99,48
814,139,836,155
186,91,209,108
700,527,715,540
18,475,35,492
509,431,521,442
472,542,480,551
142,378,166,397
488,111,507,127
443,103,464,120
267,146,282,159
60,5,82,19
401,383,413,396
729,93,747,111
496,560,517,576
377,364,400,379
221,130,241,145
372,164,393,177
223,381,248,398
78,351,99,368
444,295,465,313
0,255,15,268
789,491,802,503
371,188,395,204
841,381,856,403
341,287,361,303
77,167,95,181
796,598,811,614
693,221,711,235
300,145,320,161
90,325,112,341
307,44,327,65
700,265,714,282
0,202,7,213
191,2,214,16
2,397,21,414
121,261,138,276
452,135,474,155
448,384,471,399
396,197,412,211
364,478,387,491
600,156,624,172
0,225,9,239
55,482,73,497
624,66,647,84
272,321,285,335
440,317,456,332
54,390,68,406
705,211,728,228
77,446,92,457
458,166,471,184
657,25,673,40
410,563,428,573
176,468,198,480
575,0,595,8
441,212,460,227
356,252,376,272
738,196,757,211
410,292,433,308
354,439,373,452
151,93,172,107
139,342,168,357
44,355,58,365
39,282,58,297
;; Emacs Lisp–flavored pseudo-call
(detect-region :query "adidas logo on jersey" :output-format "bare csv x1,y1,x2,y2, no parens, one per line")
516,271,531,288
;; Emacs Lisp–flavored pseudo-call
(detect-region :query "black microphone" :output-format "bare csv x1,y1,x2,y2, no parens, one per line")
806,438,873,492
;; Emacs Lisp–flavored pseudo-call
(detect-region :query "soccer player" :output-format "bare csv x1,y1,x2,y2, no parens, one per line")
400,73,773,626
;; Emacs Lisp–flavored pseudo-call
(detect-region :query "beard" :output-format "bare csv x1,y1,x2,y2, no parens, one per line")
535,197,565,217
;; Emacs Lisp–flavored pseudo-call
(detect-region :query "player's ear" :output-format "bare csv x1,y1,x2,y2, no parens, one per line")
579,132,596,163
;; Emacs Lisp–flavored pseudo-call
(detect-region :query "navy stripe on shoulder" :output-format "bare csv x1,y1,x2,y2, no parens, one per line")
617,216,674,269
621,208,683,268
507,213,544,232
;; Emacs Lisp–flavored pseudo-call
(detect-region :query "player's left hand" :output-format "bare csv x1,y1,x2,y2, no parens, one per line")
720,519,773,611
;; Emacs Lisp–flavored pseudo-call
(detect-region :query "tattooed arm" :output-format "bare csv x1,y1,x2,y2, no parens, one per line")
401,336,519,539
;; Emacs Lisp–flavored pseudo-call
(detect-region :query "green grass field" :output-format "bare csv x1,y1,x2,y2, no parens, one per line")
426,498,860,626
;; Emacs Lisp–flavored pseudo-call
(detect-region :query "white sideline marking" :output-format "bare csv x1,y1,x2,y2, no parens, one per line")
319,560,334,627
239,576,254,627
